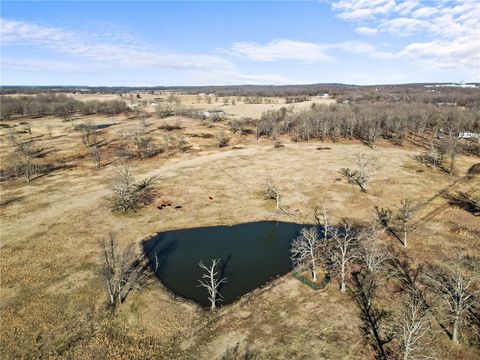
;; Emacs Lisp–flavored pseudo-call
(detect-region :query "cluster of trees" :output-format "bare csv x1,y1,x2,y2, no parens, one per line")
256,101,479,152
290,205,480,358
284,96,309,104
0,94,128,120
337,87,480,108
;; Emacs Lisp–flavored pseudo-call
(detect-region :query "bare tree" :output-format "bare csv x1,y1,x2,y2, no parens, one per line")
360,222,390,276
7,128,36,182
396,293,435,360
428,141,440,169
290,227,321,281
396,199,417,248
90,144,101,168
46,125,53,137
313,202,331,242
80,121,97,148
424,258,480,344
388,255,423,297
341,154,376,192
108,166,158,213
215,129,230,148
101,233,147,307
265,179,281,209
326,222,360,292
198,259,227,310
133,122,154,158
375,206,393,230
443,134,459,175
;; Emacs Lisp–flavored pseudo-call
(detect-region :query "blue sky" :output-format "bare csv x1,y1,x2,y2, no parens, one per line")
1,1,479,86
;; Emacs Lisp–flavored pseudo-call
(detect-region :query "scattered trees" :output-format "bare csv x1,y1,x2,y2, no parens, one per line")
108,166,158,213
198,258,227,310
1,94,128,119
290,227,321,281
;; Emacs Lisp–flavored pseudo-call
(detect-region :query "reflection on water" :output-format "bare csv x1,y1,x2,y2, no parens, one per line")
143,221,305,307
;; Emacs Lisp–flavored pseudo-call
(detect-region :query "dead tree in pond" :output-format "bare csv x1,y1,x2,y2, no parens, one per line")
327,222,360,292
100,233,147,307
198,259,227,310
290,227,321,282
423,258,479,344
265,179,281,209
341,153,376,192
395,199,417,248
395,292,435,360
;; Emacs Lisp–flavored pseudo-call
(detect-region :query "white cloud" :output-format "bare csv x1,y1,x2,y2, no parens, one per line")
411,6,438,18
355,26,378,35
0,18,290,85
1,58,94,73
330,0,480,74
230,39,380,62
195,70,291,85
0,19,232,71
230,39,332,62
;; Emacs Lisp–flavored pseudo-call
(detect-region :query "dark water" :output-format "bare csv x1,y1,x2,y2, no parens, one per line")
143,221,305,307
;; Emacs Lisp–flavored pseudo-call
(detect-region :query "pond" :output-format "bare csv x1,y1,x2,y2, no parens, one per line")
143,221,307,307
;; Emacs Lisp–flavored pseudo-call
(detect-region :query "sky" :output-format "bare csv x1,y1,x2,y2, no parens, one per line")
0,0,479,86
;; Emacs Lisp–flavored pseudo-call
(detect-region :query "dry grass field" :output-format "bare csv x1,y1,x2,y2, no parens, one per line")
1,95,479,359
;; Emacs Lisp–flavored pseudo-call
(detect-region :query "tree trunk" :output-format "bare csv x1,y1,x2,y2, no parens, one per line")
452,319,459,344
340,265,346,292
403,227,408,247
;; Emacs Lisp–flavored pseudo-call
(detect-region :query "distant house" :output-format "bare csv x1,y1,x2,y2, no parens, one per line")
320,93,330,99
459,132,480,140
202,110,225,120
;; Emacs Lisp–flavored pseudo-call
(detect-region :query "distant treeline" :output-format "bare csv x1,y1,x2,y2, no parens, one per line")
0,84,353,97
1,84,479,104
0,94,128,119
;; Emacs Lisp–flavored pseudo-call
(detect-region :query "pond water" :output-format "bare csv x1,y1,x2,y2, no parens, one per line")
143,221,306,307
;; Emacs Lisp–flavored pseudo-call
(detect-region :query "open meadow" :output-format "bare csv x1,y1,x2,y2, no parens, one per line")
1,87,479,359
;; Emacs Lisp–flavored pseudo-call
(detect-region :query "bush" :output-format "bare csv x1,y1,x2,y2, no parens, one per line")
108,166,158,213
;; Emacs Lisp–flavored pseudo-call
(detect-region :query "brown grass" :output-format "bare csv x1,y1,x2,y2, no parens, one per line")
1,101,479,359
